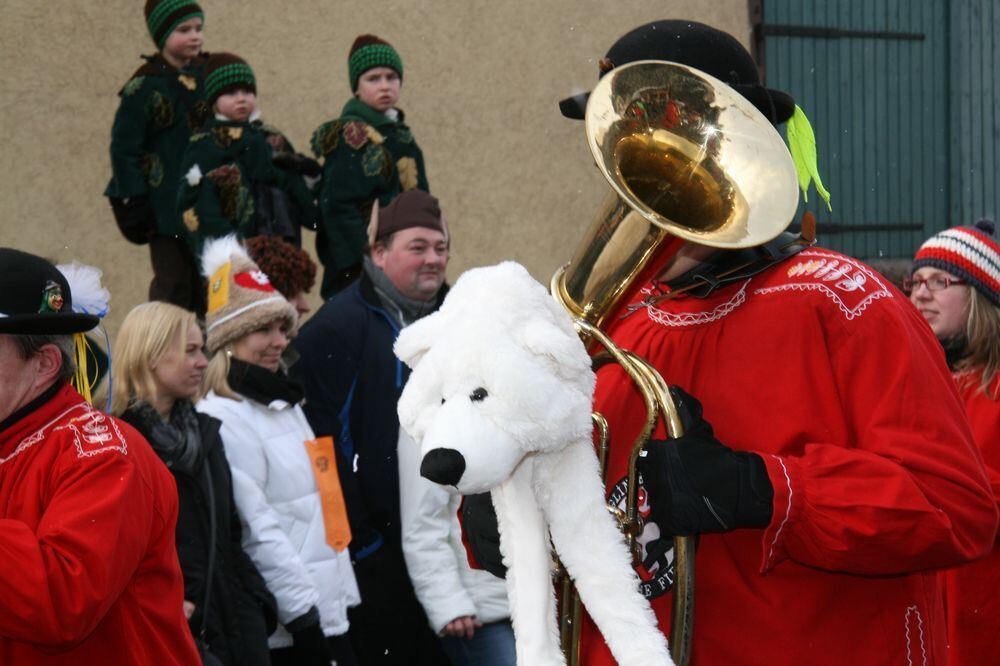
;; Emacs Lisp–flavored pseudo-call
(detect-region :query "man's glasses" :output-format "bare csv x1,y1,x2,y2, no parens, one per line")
903,276,966,293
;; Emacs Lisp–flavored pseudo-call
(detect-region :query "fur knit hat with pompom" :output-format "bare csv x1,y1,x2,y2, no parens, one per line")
202,235,297,353
244,235,317,299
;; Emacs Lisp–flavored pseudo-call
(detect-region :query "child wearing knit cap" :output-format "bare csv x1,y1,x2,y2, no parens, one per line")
178,53,319,256
105,0,211,314
310,34,429,297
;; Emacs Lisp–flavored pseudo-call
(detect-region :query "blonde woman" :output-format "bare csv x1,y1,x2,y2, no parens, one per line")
908,219,1000,664
113,301,276,666
196,236,360,666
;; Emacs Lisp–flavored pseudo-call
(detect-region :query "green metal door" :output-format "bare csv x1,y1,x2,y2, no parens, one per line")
760,0,997,260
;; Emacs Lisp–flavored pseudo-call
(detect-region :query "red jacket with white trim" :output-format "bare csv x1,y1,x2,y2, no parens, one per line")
0,384,199,665
580,248,997,666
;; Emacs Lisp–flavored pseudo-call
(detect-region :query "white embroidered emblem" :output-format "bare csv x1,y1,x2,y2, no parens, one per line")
2,404,127,465
77,411,114,445
54,409,128,458
757,250,892,321
786,257,869,293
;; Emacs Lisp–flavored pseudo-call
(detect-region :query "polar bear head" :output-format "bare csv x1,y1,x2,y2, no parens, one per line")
395,262,596,495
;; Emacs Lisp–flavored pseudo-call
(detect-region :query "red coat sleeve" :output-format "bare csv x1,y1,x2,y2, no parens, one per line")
0,437,157,649
960,375,1000,511
759,303,998,575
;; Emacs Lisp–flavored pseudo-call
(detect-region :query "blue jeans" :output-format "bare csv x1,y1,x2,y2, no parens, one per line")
441,619,516,666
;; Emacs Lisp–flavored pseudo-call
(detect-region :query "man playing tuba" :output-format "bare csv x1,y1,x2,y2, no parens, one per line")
467,20,997,666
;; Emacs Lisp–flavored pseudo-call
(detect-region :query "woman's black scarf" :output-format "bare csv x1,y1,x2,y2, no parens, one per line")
939,334,971,371
227,357,304,406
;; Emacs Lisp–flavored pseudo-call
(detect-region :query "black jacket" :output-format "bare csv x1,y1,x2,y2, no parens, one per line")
123,406,277,666
291,271,446,560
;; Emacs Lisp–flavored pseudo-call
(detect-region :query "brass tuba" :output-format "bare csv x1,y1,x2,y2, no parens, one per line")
551,60,799,665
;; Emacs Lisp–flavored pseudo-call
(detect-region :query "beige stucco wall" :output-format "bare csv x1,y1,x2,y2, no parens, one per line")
0,1,749,335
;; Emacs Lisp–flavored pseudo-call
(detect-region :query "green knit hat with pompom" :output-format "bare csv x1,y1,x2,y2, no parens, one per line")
348,34,403,91
204,52,256,105
145,0,204,49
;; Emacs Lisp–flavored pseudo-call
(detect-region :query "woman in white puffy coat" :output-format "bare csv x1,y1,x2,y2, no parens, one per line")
197,235,360,666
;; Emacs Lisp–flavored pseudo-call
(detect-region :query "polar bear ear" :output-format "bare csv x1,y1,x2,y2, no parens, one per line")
395,313,445,368
520,319,588,374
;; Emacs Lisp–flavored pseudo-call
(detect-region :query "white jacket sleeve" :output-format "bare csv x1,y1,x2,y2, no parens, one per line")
205,401,320,625
398,430,477,633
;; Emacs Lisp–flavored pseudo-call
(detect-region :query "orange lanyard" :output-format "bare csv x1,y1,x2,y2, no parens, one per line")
304,437,352,552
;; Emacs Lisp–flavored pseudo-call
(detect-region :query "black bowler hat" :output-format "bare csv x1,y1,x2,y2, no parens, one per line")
0,248,99,335
559,20,796,124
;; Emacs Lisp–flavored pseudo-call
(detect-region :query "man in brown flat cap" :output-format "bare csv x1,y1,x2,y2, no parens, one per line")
291,190,451,664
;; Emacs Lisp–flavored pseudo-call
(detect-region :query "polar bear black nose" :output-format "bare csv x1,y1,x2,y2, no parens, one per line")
421,448,466,486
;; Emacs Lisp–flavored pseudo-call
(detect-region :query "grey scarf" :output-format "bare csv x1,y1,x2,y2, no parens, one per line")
363,255,439,327
130,400,202,475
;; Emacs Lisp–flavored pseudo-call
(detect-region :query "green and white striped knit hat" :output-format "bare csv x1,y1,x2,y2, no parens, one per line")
145,0,204,49
349,34,403,91
204,52,256,105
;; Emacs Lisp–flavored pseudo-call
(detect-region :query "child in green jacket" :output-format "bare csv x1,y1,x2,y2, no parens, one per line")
311,34,429,297
105,0,210,314
178,53,319,256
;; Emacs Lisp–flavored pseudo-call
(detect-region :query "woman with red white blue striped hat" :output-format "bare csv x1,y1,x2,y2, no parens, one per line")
909,218,1000,665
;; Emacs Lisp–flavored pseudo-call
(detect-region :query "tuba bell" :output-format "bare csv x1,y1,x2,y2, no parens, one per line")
551,60,799,666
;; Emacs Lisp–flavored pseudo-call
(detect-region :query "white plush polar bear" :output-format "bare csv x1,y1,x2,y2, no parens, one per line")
395,261,673,666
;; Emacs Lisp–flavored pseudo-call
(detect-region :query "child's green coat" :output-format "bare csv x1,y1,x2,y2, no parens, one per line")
106,54,211,237
311,98,428,294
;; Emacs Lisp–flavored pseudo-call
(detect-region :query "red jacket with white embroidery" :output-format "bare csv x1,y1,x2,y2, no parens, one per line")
579,248,997,666
0,384,200,665
942,373,1000,666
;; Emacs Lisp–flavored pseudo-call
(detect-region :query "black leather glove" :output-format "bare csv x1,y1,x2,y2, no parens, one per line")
108,196,156,244
462,493,506,579
287,607,334,665
638,386,774,537
272,151,323,178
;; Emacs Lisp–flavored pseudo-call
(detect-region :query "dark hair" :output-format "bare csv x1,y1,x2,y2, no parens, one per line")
10,333,75,383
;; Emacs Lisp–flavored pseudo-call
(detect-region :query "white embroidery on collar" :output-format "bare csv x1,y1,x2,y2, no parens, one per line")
2,405,83,466
2,403,128,466
643,279,751,328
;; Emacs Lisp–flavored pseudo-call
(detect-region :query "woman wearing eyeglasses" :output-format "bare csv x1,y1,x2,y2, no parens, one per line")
908,218,1000,665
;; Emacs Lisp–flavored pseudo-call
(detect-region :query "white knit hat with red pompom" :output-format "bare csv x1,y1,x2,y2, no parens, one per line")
202,235,297,353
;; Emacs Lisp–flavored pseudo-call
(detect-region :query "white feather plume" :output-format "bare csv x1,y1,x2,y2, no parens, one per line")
201,234,248,278
56,261,110,317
